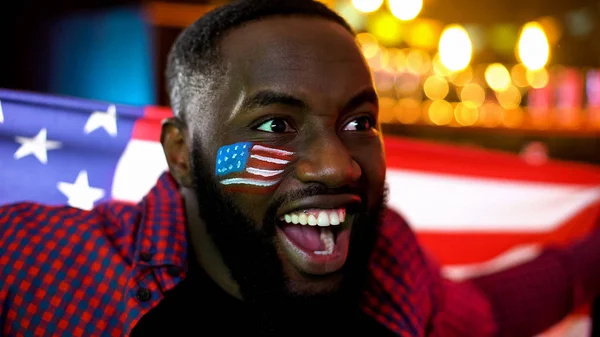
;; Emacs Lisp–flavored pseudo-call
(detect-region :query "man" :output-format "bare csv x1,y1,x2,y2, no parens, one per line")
1,0,599,336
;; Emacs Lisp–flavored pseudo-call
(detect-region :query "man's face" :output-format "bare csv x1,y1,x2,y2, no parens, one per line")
188,16,386,302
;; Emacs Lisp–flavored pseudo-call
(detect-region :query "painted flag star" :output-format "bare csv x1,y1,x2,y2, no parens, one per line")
57,170,105,210
84,104,117,137
14,128,62,164
0,100,4,123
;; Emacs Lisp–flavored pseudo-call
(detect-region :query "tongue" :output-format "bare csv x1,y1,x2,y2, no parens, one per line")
280,224,325,251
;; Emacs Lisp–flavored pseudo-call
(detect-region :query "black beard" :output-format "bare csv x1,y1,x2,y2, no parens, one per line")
190,141,387,335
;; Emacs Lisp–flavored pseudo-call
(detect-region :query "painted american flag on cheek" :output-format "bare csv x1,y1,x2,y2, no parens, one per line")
215,142,294,193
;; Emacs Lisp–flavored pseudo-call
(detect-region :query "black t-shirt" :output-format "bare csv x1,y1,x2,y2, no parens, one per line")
131,248,396,336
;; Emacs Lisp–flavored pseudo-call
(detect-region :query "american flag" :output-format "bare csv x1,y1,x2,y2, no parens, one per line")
0,88,599,336
215,142,294,189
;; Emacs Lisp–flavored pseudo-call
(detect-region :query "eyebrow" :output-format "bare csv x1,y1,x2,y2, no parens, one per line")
240,90,308,112
340,88,379,115
238,87,378,114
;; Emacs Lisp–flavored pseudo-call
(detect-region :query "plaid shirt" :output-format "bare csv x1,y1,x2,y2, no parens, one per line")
1,172,598,336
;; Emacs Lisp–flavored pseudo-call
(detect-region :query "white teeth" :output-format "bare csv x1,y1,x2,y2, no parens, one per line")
329,212,339,225
280,209,346,227
317,212,329,226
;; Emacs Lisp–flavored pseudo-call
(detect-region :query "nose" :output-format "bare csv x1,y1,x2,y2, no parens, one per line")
294,135,361,189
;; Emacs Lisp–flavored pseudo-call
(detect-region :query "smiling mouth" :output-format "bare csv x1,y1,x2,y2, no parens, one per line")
276,208,352,276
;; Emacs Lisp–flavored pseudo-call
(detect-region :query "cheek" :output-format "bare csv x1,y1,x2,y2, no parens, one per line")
214,142,295,195
354,141,386,196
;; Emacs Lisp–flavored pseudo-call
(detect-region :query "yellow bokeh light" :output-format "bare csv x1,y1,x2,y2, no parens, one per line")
526,68,549,89
423,75,449,100
406,49,431,75
368,12,404,46
503,108,524,128
395,98,421,124
356,33,380,59
378,97,398,123
428,100,453,125
460,83,486,107
485,63,511,92
438,24,472,72
390,48,407,71
367,47,390,70
479,102,503,127
352,0,384,13
517,22,550,71
388,0,423,21
496,85,522,109
449,67,473,87
432,53,452,76
455,102,479,126
511,63,529,87
406,19,441,49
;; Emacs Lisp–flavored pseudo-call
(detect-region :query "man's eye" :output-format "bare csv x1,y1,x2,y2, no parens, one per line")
343,116,374,131
255,118,295,133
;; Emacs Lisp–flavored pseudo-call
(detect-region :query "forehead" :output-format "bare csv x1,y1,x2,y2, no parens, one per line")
218,16,373,114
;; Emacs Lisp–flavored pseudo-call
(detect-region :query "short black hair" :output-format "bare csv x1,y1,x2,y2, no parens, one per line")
166,0,354,123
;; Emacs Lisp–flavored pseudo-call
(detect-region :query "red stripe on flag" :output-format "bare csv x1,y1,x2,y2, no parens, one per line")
416,201,600,265
132,106,174,142
384,136,600,186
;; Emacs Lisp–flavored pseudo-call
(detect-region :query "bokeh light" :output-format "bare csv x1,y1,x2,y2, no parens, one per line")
424,75,449,100
428,100,454,125
526,68,549,88
496,84,522,109
352,0,384,13
406,19,442,49
517,22,550,70
455,102,479,126
449,67,473,87
388,0,423,21
439,24,472,72
395,98,421,124
460,83,486,107
406,49,432,75
368,11,404,46
356,33,379,59
336,1,367,31
485,63,511,92
511,64,529,87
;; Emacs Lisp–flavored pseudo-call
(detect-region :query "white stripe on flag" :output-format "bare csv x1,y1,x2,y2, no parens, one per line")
250,154,289,165
112,139,169,202
252,144,294,156
220,177,279,187
386,168,600,232
246,167,284,177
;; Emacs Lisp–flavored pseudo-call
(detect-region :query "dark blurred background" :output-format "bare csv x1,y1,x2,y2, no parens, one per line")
1,0,598,165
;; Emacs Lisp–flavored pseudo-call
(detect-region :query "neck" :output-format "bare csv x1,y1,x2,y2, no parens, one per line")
181,187,243,301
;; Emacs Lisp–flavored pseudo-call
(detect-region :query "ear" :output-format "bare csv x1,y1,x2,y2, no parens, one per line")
161,117,194,188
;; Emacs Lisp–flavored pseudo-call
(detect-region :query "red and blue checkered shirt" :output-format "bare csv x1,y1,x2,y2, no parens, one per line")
1,172,599,336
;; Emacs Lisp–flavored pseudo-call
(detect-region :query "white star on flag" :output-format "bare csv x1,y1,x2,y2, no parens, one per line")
57,170,105,210
84,104,118,137
0,100,4,123
14,128,62,164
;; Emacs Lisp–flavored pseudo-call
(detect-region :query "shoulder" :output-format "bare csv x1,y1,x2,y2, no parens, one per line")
0,201,139,286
